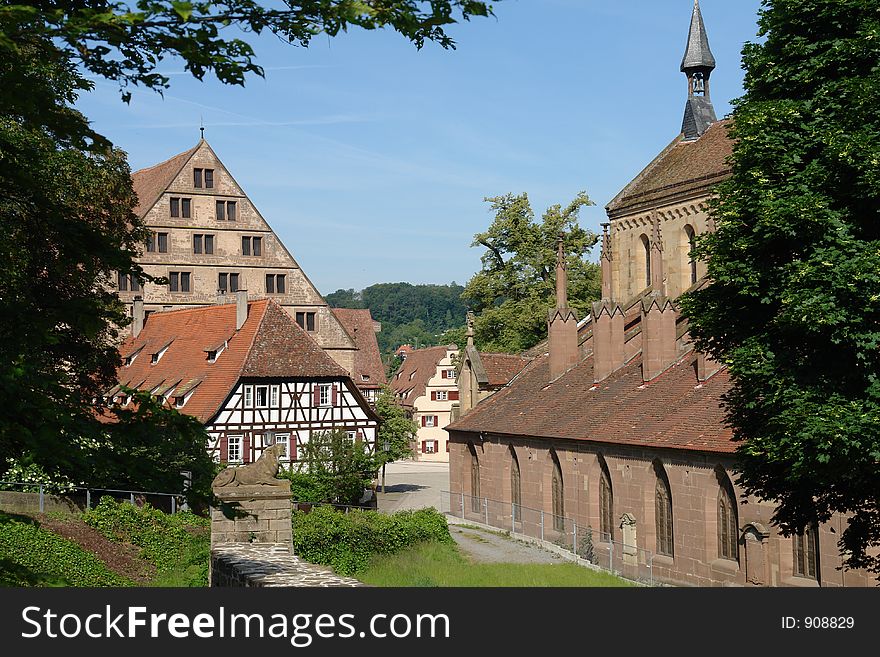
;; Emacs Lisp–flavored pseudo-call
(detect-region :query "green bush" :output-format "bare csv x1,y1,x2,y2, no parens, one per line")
292,506,452,576
0,512,129,587
82,497,209,586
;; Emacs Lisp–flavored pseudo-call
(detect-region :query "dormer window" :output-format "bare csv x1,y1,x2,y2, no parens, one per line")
125,348,143,367
206,341,227,363
362,374,370,382
409,371,416,381
175,389,195,408
151,342,171,364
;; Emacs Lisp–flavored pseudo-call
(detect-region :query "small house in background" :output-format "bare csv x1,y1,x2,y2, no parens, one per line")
390,345,459,461
394,344,413,360
113,293,379,465
330,308,387,404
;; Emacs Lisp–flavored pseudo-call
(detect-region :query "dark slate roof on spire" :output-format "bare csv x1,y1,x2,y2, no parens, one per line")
680,0,716,72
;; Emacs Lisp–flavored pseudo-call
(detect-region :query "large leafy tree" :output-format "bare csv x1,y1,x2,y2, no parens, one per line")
679,0,880,575
374,385,417,492
0,2,496,493
462,192,601,353
1,1,496,100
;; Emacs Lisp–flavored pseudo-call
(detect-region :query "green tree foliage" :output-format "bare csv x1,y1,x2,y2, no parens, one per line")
1,1,496,101
678,0,880,575
374,386,417,465
325,282,468,352
462,192,601,353
282,429,377,506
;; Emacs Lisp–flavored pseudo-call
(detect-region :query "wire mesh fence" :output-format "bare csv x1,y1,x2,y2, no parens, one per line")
442,490,657,586
0,481,186,514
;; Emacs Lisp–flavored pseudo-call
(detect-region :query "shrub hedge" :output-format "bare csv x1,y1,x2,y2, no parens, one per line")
82,497,209,586
0,512,130,587
292,506,452,576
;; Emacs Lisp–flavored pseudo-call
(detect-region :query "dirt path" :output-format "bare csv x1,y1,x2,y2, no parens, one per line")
449,524,565,565
34,514,155,584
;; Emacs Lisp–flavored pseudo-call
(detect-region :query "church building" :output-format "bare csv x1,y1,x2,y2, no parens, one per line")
446,1,871,587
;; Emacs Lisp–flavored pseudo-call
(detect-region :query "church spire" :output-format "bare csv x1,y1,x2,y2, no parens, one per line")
680,0,717,140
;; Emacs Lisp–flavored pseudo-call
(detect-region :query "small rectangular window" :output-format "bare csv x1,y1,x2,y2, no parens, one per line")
242,236,251,256
204,234,214,254
274,434,289,459
146,233,156,252
253,237,262,256
265,274,274,294
181,198,191,218
170,197,180,218
218,273,227,294
255,386,269,408
266,274,286,294
436,390,448,401
117,271,129,291
227,435,242,463
226,201,236,221
180,271,190,292
230,273,239,293
243,386,253,409
157,232,168,253
204,169,214,189
169,272,179,292
270,385,279,407
193,168,202,188
424,415,436,427
318,384,331,406
193,234,203,254
216,200,225,221
296,312,316,331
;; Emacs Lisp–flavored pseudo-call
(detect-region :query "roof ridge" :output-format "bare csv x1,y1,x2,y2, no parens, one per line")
131,142,200,176
142,298,270,318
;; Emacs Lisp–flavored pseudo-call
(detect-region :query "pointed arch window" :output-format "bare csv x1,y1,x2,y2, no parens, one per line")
640,234,651,289
599,459,613,541
655,464,674,557
717,474,739,561
551,452,564,531
684,224,697,285
510,447,521,523
793,524,819,580
469,443,481,513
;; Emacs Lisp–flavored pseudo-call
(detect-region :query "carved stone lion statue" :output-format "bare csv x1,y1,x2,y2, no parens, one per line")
212,443,286,488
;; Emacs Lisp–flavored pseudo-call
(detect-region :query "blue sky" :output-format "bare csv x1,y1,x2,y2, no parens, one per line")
75,0,763,295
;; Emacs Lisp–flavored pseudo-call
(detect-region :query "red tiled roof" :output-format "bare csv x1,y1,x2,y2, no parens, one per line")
447,350,734,454
605,120,733,216
479,352,532,387
131,143,200,217
390,345,451,407
331,308,387,387
115,299,347,424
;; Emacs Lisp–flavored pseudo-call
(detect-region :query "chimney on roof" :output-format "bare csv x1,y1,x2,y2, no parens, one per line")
548,234,579,381
132,296,145,338
592,227,625,382
236,290,248,330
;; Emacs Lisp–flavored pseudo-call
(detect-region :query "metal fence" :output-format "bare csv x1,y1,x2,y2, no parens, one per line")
0,481,187,514
442,490,657,586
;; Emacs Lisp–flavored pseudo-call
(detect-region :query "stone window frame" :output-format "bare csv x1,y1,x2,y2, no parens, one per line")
551,450,565,532
654,461,674,557
510,446,521,523
469,443,481,513
793,524,819,581
599,455,614,542
717,471,739,562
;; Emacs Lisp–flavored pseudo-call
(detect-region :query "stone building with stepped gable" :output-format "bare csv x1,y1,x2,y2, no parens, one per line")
446,1,872,587
120,137,358,375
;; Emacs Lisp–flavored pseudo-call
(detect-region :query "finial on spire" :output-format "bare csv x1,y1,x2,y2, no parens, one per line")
681,0,716,74
600,223,612,262
200,116,205,140
466,311,475,348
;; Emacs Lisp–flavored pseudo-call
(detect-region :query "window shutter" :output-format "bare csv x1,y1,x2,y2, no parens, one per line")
313,386,320,406
220,436,228,463
446,441,450,452
441,370,447,379
431,391,436,401
421,441,426,454
332,385,338,406
433,416,438,426
242,435,251,463
449,390,459,401
421,416,426,427
434,441,439,453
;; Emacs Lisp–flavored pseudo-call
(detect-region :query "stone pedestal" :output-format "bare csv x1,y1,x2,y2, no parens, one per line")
211,481,292,546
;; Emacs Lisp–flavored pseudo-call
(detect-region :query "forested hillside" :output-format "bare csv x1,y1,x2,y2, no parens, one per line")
325,283,467,354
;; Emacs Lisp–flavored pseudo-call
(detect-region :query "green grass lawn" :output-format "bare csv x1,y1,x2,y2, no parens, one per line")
0,512,131,587
357,541,635,587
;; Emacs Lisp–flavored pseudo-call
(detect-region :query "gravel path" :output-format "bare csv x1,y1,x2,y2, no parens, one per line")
449,524,565,565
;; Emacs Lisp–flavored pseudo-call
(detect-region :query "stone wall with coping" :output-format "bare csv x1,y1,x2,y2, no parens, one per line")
211,482,292,545
210,543,363,587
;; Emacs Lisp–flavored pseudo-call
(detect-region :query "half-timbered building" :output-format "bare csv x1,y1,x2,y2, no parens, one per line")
116,293,379,465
